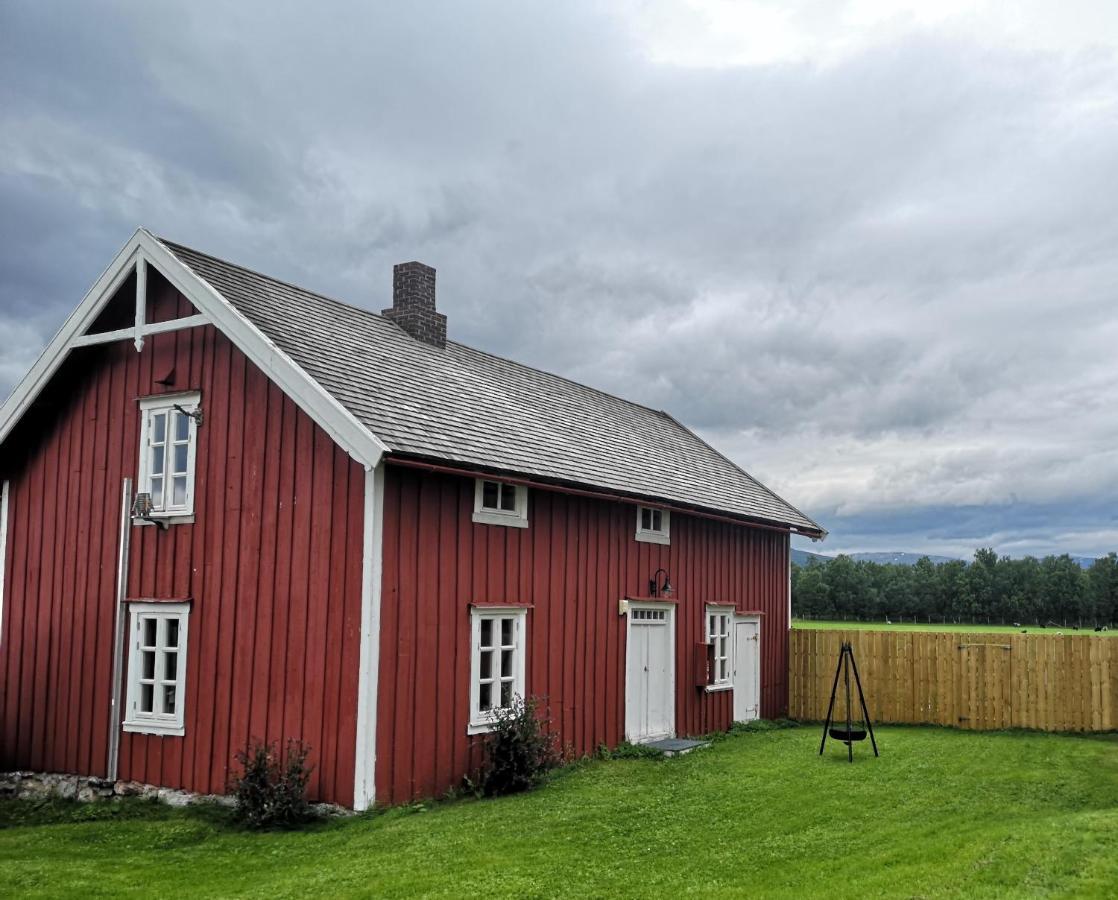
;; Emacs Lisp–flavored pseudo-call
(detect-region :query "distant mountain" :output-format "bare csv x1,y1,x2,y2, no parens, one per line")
791,549,832,566
849,551,960,566
791,549,1103,568
791,549,959,567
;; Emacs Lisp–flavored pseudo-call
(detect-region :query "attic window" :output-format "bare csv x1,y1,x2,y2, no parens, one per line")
635,506,670,545
473,479,528,528
137,392,200,521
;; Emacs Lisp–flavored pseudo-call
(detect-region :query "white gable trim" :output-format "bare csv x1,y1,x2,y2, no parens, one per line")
0,228,386,469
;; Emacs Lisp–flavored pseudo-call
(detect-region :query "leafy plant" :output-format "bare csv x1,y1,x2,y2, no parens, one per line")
230,739,315,829
478,696,561,797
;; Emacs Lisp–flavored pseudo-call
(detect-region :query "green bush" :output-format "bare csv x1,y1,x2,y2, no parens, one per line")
479,697,561,797
230,739,314,829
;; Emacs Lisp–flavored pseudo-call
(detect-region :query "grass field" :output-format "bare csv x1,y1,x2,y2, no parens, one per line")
3,724,1117,898
794,618,1114,636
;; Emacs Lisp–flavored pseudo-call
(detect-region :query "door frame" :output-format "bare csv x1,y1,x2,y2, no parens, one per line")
733,613,762,722
624,600,677,743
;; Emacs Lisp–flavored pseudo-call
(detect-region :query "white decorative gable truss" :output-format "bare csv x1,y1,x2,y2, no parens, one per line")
0,228,386,470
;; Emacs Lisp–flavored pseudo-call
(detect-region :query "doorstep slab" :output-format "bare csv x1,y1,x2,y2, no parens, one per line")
644,738,711,757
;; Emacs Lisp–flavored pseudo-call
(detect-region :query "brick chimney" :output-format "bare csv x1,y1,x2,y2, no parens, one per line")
381,261,446,348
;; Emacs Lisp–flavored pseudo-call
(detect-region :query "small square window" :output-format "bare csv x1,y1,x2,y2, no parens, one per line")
137,393,200,521
473,479,528,528
635,506,670,545
124,601,190,736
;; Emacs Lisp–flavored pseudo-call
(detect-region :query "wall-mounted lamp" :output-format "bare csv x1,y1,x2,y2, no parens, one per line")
649,568,672,598
173,403,204,427
131,492,168,531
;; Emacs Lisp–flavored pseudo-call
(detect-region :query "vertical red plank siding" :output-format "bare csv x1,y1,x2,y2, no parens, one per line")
0,277,364,806
376,466,791,804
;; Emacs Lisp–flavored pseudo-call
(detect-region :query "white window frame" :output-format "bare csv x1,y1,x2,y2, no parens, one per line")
635,505,670,545
472,478,528,528
705,605,734,691
137,392,200,522
123,601,190,736
468,606,528,734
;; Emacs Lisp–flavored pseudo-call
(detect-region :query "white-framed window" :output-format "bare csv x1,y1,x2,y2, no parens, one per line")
706,606,732,690
635,506,670,544
472,478,528,528
137,392,200,519
469,606,528,733
123,601,190,736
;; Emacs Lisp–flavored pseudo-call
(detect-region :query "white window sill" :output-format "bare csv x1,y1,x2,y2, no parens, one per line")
467,718,499,735
635,530,669,545
123,720,185,737
133,514,195,527
705,683,733,693
472,511,528,528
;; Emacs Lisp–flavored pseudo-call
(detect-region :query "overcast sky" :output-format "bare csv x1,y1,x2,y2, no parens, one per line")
2,1,1116,559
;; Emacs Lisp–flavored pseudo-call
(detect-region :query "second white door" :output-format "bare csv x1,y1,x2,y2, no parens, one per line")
733,617,760,722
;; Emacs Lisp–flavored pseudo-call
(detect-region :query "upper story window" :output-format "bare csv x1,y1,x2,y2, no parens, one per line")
706,606,732,690
469,606,528,733
635,506,670,545
123,601,190,736
472,478,528,528
137,393,200,519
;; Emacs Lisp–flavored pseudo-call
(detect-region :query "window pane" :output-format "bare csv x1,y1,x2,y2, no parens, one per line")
641,508,651,530
500,618,513,647
151,445,165,477
162,684,177,714
652,509,662,531
499,485,516,511
479,682,492,711
480,650,492,679
482,481,499,509
152,413,166,444
142,618,157,647
150,476,163,508
173,476,187,507
166,618,179,648
709,615,716,636
500,681,513,707
501,649,513,677
175,411,189,442
141,649,155,680
173,444,188,475
140,683,154,713
164,651,178,680
479,618,493,649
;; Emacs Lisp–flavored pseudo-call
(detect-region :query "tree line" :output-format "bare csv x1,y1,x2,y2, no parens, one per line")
791,550,1118,628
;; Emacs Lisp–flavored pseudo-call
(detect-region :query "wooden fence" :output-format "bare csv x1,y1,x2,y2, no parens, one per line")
788,629,1118,732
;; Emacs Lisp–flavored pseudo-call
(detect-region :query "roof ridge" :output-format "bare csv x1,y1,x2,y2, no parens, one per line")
158,235,673,421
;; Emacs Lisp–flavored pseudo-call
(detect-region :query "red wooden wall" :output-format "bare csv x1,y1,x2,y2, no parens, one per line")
0,272,364,805
376,465,790,804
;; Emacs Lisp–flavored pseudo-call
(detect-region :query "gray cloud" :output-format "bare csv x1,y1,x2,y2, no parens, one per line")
1,1,1116,557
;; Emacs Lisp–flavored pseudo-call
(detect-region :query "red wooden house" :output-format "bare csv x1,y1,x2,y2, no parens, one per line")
0,230,824,808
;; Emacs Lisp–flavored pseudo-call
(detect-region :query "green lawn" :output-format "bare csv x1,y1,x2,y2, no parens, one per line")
2,725,1117,898
794,618,1114,636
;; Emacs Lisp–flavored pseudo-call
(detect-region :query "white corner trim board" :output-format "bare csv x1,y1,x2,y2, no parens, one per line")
353,462,385,811
0,480,8,648
0,228,388,472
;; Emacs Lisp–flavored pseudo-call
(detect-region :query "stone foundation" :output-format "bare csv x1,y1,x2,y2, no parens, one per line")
0,771,228,807
0,770,351,815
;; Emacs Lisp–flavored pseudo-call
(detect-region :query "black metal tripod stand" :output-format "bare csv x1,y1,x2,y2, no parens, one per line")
819,641,879,762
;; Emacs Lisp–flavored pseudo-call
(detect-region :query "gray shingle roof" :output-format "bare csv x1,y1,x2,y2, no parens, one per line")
160,238,823,535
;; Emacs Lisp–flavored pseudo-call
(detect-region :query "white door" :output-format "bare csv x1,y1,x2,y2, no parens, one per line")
733,617,761,722
626,606,675,742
